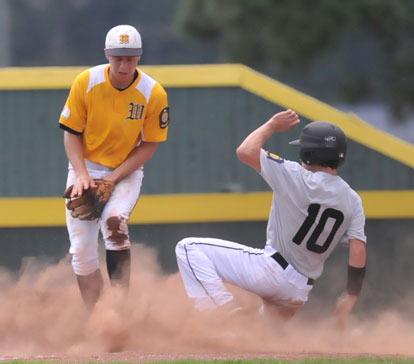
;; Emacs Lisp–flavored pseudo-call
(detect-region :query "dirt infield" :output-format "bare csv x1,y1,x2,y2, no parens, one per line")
2,351,408,363
0,245,413,362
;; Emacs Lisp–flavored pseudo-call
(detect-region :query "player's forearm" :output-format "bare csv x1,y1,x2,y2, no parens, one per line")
63,131,89,178
344,240,366,297
237,122,275,171
109,141,158,183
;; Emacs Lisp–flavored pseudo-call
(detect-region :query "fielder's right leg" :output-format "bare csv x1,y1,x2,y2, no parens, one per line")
66,200,103,309
76,269,104,310
66,166,104,309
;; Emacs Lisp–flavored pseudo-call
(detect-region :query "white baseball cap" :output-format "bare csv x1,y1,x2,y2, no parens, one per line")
104,25,142,57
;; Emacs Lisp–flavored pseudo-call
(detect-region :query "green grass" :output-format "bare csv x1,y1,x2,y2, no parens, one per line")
2,359,414,364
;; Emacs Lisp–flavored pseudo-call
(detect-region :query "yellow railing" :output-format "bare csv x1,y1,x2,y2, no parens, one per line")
0,190,412,227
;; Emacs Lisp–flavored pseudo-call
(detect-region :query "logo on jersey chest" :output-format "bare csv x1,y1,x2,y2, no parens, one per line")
126,102,145,121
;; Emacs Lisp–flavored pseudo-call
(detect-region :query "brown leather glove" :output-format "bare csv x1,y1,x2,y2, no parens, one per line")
63,179,115,220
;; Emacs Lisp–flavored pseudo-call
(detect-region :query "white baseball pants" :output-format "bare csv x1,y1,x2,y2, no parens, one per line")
65,160,143,276
176,237,313,311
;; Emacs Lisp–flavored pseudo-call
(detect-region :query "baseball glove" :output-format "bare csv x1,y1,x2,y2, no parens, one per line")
63,179,115,220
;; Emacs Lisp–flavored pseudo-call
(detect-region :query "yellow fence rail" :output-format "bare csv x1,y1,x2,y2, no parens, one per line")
0,190,412,228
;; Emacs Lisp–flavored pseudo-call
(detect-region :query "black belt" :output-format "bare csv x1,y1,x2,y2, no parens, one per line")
271,252,314,286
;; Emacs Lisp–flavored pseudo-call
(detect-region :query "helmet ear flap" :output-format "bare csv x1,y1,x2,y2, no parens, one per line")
300,150,313,165
300,148,344,168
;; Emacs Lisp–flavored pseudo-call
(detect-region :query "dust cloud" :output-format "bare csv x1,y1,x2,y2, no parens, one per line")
0,243,412,360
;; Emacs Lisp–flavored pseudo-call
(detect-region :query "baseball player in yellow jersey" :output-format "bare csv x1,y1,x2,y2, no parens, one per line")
59,25,169,309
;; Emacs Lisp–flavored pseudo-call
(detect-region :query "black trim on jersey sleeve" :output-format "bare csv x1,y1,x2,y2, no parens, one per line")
59,123,83,135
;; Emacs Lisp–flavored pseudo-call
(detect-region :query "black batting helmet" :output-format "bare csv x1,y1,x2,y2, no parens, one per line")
289,121,347,167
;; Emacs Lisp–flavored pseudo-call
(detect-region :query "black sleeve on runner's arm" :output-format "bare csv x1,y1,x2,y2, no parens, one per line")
346,265,366,296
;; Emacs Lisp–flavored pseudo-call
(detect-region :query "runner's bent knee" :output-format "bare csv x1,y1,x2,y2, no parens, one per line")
175,237,198,261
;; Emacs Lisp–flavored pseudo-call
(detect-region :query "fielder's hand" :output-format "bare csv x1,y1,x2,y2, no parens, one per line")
63,178,115,220
68,175,97,198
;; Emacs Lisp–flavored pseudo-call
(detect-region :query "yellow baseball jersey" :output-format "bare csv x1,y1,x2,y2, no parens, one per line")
59,64,169,168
